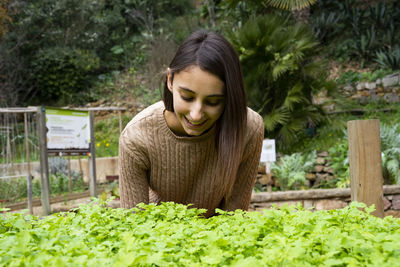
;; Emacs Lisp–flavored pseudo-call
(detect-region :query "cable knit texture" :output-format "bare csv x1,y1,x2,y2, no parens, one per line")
119,101,264,217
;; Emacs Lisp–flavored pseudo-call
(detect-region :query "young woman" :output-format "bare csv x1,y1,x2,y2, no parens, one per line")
119,30,264,217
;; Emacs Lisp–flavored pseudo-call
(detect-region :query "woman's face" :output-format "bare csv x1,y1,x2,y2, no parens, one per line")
167,65,225,136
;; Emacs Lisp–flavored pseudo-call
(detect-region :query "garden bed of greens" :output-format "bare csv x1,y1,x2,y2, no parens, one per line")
1,200,399,266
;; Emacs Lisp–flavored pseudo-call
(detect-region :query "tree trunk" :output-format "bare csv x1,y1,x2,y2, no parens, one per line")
292,7,310,24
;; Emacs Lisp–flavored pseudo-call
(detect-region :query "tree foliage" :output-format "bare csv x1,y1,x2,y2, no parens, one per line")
310,0,400,67
230,14,335,149
0,0,11,37
0,0,192,106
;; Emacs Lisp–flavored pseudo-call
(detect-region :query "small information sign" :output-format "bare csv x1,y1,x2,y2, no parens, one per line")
45,108,90,150
260,139,276,163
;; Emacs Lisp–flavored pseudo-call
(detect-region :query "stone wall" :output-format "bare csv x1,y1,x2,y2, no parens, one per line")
342,72,400,104
255,151,335,190
250,185,400,217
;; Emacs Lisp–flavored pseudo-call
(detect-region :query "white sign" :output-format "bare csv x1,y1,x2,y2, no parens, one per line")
260,139,276,163
46,108,90,150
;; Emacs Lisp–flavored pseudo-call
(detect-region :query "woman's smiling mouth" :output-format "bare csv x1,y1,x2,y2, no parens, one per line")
184,117,207,128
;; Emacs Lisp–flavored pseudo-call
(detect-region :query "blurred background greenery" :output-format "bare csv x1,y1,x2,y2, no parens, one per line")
1,0,400,192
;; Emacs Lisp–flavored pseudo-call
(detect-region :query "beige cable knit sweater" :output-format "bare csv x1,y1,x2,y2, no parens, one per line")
119,101,264,217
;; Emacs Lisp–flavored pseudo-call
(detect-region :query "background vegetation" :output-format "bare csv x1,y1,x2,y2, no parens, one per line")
1,0,400,192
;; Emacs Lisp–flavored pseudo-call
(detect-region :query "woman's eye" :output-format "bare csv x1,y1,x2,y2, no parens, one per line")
206,99,222,106
181,95,193,102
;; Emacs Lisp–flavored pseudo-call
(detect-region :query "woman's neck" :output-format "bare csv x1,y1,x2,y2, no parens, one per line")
163,110,188,137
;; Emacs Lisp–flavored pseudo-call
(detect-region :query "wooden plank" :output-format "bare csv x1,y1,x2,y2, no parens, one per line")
251,188,351,202
383,185,400,195
0,107,126,113
0,107,37,113
328,108,395,115
4,190,105,212
37,107,51,215
347,119,384,217
250,185,400,203
66,107,126,111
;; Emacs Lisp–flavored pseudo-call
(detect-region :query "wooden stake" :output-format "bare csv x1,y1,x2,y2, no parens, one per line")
78,155,83,178
24,112,33,214
37,106,51,215
119,110,123,133
68,156,71,194
347,119,384,217
89,110,97,197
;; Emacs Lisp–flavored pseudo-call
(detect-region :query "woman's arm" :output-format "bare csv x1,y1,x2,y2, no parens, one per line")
118,129,150,209
225,115,264,211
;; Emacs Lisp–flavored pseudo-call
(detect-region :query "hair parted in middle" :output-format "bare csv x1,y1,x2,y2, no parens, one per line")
163,29,248,207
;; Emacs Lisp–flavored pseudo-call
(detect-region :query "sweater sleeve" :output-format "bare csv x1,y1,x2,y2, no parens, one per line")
118,127,151,209
226,114,264,211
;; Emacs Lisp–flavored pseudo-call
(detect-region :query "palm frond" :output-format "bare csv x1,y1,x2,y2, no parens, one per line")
386,159,400,184
263,108,290,131
232,13,331,149
265,0,316,11
283,83,308,111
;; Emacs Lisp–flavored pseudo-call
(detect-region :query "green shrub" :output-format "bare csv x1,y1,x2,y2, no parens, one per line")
31,47,100,105
271,151,317,190
230,14,334,149
375,45,400,70
327,137,350,188
0,177,28,202
311,11,342,44
336,69,396,85
0,173,85,203
94,114,132,158
310,0,400,65
380,123,400,184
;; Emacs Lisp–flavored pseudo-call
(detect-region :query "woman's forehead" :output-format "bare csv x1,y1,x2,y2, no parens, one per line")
173,66,225,96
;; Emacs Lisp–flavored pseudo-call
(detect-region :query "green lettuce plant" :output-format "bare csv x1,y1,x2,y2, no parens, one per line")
271,150,317,190
0,201,399,266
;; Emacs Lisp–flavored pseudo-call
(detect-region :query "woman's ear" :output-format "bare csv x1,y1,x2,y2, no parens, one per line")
167,68,173,92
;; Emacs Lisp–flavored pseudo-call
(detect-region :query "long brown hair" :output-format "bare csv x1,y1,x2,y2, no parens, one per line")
163,30,247,204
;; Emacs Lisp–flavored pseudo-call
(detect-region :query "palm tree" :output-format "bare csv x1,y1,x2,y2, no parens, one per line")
230,14,334,149
264,0,316,11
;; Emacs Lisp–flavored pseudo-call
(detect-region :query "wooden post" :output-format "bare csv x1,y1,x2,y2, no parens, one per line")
89,110,97,197
24,112,33,215
266,162,272,193
347,119,384,217
119,110,123,133
78,155,83,178
37,106,51,215
68,156,72,194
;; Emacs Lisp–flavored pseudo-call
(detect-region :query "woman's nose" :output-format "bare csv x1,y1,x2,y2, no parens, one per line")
190,102,204,121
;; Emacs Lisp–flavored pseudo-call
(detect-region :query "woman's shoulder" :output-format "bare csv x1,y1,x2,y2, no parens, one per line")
244,107,264,143
246,107,263,131
120,101,165,144
127,101,164,126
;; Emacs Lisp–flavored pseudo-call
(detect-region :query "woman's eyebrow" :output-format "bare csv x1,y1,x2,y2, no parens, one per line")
178,86,224,98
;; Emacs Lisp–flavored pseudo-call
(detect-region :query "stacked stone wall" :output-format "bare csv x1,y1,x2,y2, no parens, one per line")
255,151,336,190
341,72,400,104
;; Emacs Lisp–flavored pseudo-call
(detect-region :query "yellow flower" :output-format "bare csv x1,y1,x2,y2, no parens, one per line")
106,143,110,147
97,143,100,147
